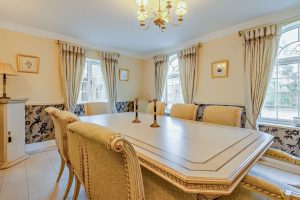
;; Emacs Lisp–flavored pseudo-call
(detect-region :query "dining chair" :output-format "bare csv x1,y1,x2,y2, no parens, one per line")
147,101,166,116
218,162,300,199
53,110,81,200
136,99,149,113
202,106,243,127
45,107,64,182
67,121,145,200
67,121,200,200
84,102,109,116
170,103,198,120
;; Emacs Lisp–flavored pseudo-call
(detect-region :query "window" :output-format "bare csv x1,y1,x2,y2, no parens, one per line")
261,21,300,124
162,55,184,111
78,58,107,103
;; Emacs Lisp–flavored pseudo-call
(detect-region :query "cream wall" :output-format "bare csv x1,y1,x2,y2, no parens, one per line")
0,29,145,104
142,34,245,106
0,29,63,104
196,34,244,105
117,56,144,101
85,50,144,102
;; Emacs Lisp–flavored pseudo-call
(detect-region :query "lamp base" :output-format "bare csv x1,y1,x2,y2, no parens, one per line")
150,122,160,128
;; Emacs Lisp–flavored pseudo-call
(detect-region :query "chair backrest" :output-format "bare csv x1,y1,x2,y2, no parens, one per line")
147,101,166,116
170,104,198,120
203,106,243,127
136,99,149,113
67,122,145,200
45,107,63,155
53,110,81,163
84,102,109,116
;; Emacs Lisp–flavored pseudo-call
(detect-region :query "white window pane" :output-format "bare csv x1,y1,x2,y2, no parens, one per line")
278,107,297,120
261,106,276,119
279,28,298,48
261,22,300,124
264,92,276,106
162,55,184,111
78,58,107,103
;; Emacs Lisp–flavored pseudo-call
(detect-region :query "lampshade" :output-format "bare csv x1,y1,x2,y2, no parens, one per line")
175,1,188,16
0,62,17,76
136,0,148,6
137,9,148,21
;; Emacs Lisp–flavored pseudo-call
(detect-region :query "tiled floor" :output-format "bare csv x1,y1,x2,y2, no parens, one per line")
0,149,87,200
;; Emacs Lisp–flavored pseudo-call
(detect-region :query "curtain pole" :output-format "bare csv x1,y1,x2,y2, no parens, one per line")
56,40,120,57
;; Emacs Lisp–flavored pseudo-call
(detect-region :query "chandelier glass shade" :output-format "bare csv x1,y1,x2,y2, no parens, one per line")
135,0,188,31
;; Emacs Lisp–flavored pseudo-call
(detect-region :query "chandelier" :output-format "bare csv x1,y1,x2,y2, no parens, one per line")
136,0,188,32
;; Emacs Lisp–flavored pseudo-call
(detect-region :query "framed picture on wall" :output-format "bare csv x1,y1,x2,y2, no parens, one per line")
119,68,129,81
17,54,39,73
211,60,229,78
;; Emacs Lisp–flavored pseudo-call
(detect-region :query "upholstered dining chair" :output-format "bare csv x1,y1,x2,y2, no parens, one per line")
202,106,243,128
147,101,166,116
67,122,201,200
170,103,198,120
84,102,109,116
218,161,300,199
53,110,81,200
45,107,64,182
136,99,149,113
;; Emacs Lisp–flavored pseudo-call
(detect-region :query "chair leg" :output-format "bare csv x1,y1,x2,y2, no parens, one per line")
72,176,81,200
56,156,65,183
63,167,74,200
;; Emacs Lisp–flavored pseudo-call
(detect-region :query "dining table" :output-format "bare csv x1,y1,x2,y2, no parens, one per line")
80,112,273,199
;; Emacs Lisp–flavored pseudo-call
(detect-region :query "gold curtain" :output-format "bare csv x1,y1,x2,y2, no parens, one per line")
178,45,199,104
59,43,85,112
242,25,279,129
99,52,120,113
154,55,169,101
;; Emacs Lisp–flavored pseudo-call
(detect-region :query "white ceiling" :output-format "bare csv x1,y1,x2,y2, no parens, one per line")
1,0,300,57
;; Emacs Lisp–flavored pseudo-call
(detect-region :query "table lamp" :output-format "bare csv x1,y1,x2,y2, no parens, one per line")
0,62,17,99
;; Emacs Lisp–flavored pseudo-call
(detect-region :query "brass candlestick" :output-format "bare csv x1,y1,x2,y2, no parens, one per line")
150,99,160,128
132,98,141,123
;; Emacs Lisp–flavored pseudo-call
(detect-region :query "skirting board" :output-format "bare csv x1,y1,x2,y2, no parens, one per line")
26,139,57,155
0,155,29,170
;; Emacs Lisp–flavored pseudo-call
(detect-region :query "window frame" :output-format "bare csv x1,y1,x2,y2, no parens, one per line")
77,58,108,104
259,22,300,125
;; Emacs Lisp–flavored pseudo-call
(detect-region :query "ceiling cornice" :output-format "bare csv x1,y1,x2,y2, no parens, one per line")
0,20,143,59
0,4,300,60
142,4,300,59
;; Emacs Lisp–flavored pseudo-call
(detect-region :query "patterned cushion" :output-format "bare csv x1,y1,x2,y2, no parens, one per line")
259,125,300,157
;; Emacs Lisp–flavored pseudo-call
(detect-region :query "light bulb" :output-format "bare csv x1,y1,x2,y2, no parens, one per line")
175,1,188,16
136,0,148,6
163,11,170,23
137,10,148,21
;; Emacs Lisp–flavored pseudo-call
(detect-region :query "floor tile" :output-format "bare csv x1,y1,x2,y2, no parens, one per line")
0,149,88,200
0,180,28,200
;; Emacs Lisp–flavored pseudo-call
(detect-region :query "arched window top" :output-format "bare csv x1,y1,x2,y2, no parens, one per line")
277,22,300,60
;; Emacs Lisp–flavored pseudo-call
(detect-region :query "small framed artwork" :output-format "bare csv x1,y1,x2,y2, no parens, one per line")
119,68,129,81
17,54,40,73
211,60,229,78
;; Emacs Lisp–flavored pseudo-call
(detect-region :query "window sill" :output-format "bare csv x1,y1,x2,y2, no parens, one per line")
257,121,300,130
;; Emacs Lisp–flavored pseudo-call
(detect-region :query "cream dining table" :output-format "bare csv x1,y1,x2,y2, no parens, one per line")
80,112,273,198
